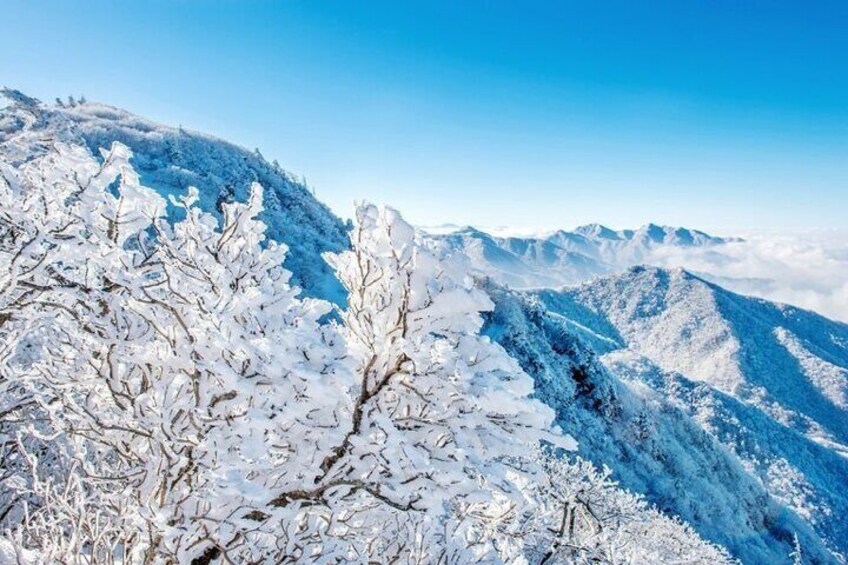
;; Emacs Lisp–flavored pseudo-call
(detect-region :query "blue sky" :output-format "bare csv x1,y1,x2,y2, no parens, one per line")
2,0,846,232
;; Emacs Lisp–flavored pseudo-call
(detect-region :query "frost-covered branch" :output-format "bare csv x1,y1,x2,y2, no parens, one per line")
0,141,732,564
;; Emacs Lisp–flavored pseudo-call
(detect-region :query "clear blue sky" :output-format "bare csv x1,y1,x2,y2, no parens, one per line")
2,0,846,232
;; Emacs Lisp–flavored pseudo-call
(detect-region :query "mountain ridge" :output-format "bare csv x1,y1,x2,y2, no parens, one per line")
427,221,741,290
530,265,848,558
0,88,350,301
483,283,835,562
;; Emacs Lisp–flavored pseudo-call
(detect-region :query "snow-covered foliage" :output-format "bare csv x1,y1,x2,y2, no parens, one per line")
523,450,735,564
262,202,579,562
0,139,352,561
0,88,350,303
0,137,731,562
9,90,840,564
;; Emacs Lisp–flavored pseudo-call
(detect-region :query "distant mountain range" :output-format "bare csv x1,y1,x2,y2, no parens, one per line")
425,222,740,289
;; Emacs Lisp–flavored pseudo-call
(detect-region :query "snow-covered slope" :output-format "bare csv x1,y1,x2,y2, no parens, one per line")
428,222,737,289
0,89,349,301
567,222,738,254
537,267,848,446
432,227,608,287
529,267,848,560
482,284,840,563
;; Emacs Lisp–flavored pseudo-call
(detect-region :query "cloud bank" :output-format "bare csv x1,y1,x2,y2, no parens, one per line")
645,230,848,323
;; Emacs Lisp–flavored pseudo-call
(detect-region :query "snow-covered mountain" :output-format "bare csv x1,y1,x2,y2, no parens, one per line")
569,222,738,249
427,222,738,289
3,90,846,563
430,227,608,288
529,267,848,559
0,89,350,302
483,283,839,563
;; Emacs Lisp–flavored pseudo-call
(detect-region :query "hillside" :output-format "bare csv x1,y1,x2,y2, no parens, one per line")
0,89,349,301
482,283,840,563
531,266,848,559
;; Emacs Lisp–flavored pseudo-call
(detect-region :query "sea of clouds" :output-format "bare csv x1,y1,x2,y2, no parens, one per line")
645,229,848,323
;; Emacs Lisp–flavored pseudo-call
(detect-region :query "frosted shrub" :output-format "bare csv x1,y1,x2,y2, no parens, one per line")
0,141,731,563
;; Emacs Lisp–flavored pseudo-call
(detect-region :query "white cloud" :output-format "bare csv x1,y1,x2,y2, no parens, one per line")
645,229,848,323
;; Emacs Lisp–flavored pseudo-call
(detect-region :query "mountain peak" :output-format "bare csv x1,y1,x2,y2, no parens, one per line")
637,222,667,237
573,223,622,240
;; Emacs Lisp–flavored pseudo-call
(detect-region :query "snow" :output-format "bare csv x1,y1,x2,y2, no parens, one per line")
526,266,848,560
482,283,841,563
429,221,739,291
0,88,350,303
4,89,843,563
431,221,848,325
1,97,729,561
775,327,848,409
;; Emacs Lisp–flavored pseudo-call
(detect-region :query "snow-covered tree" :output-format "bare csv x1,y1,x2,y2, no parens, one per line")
1,144,571,562
521,449,736,564
0,139,732,564
264,203,575,561
0,140,163,561
790,533,803,565
0,141,350,562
